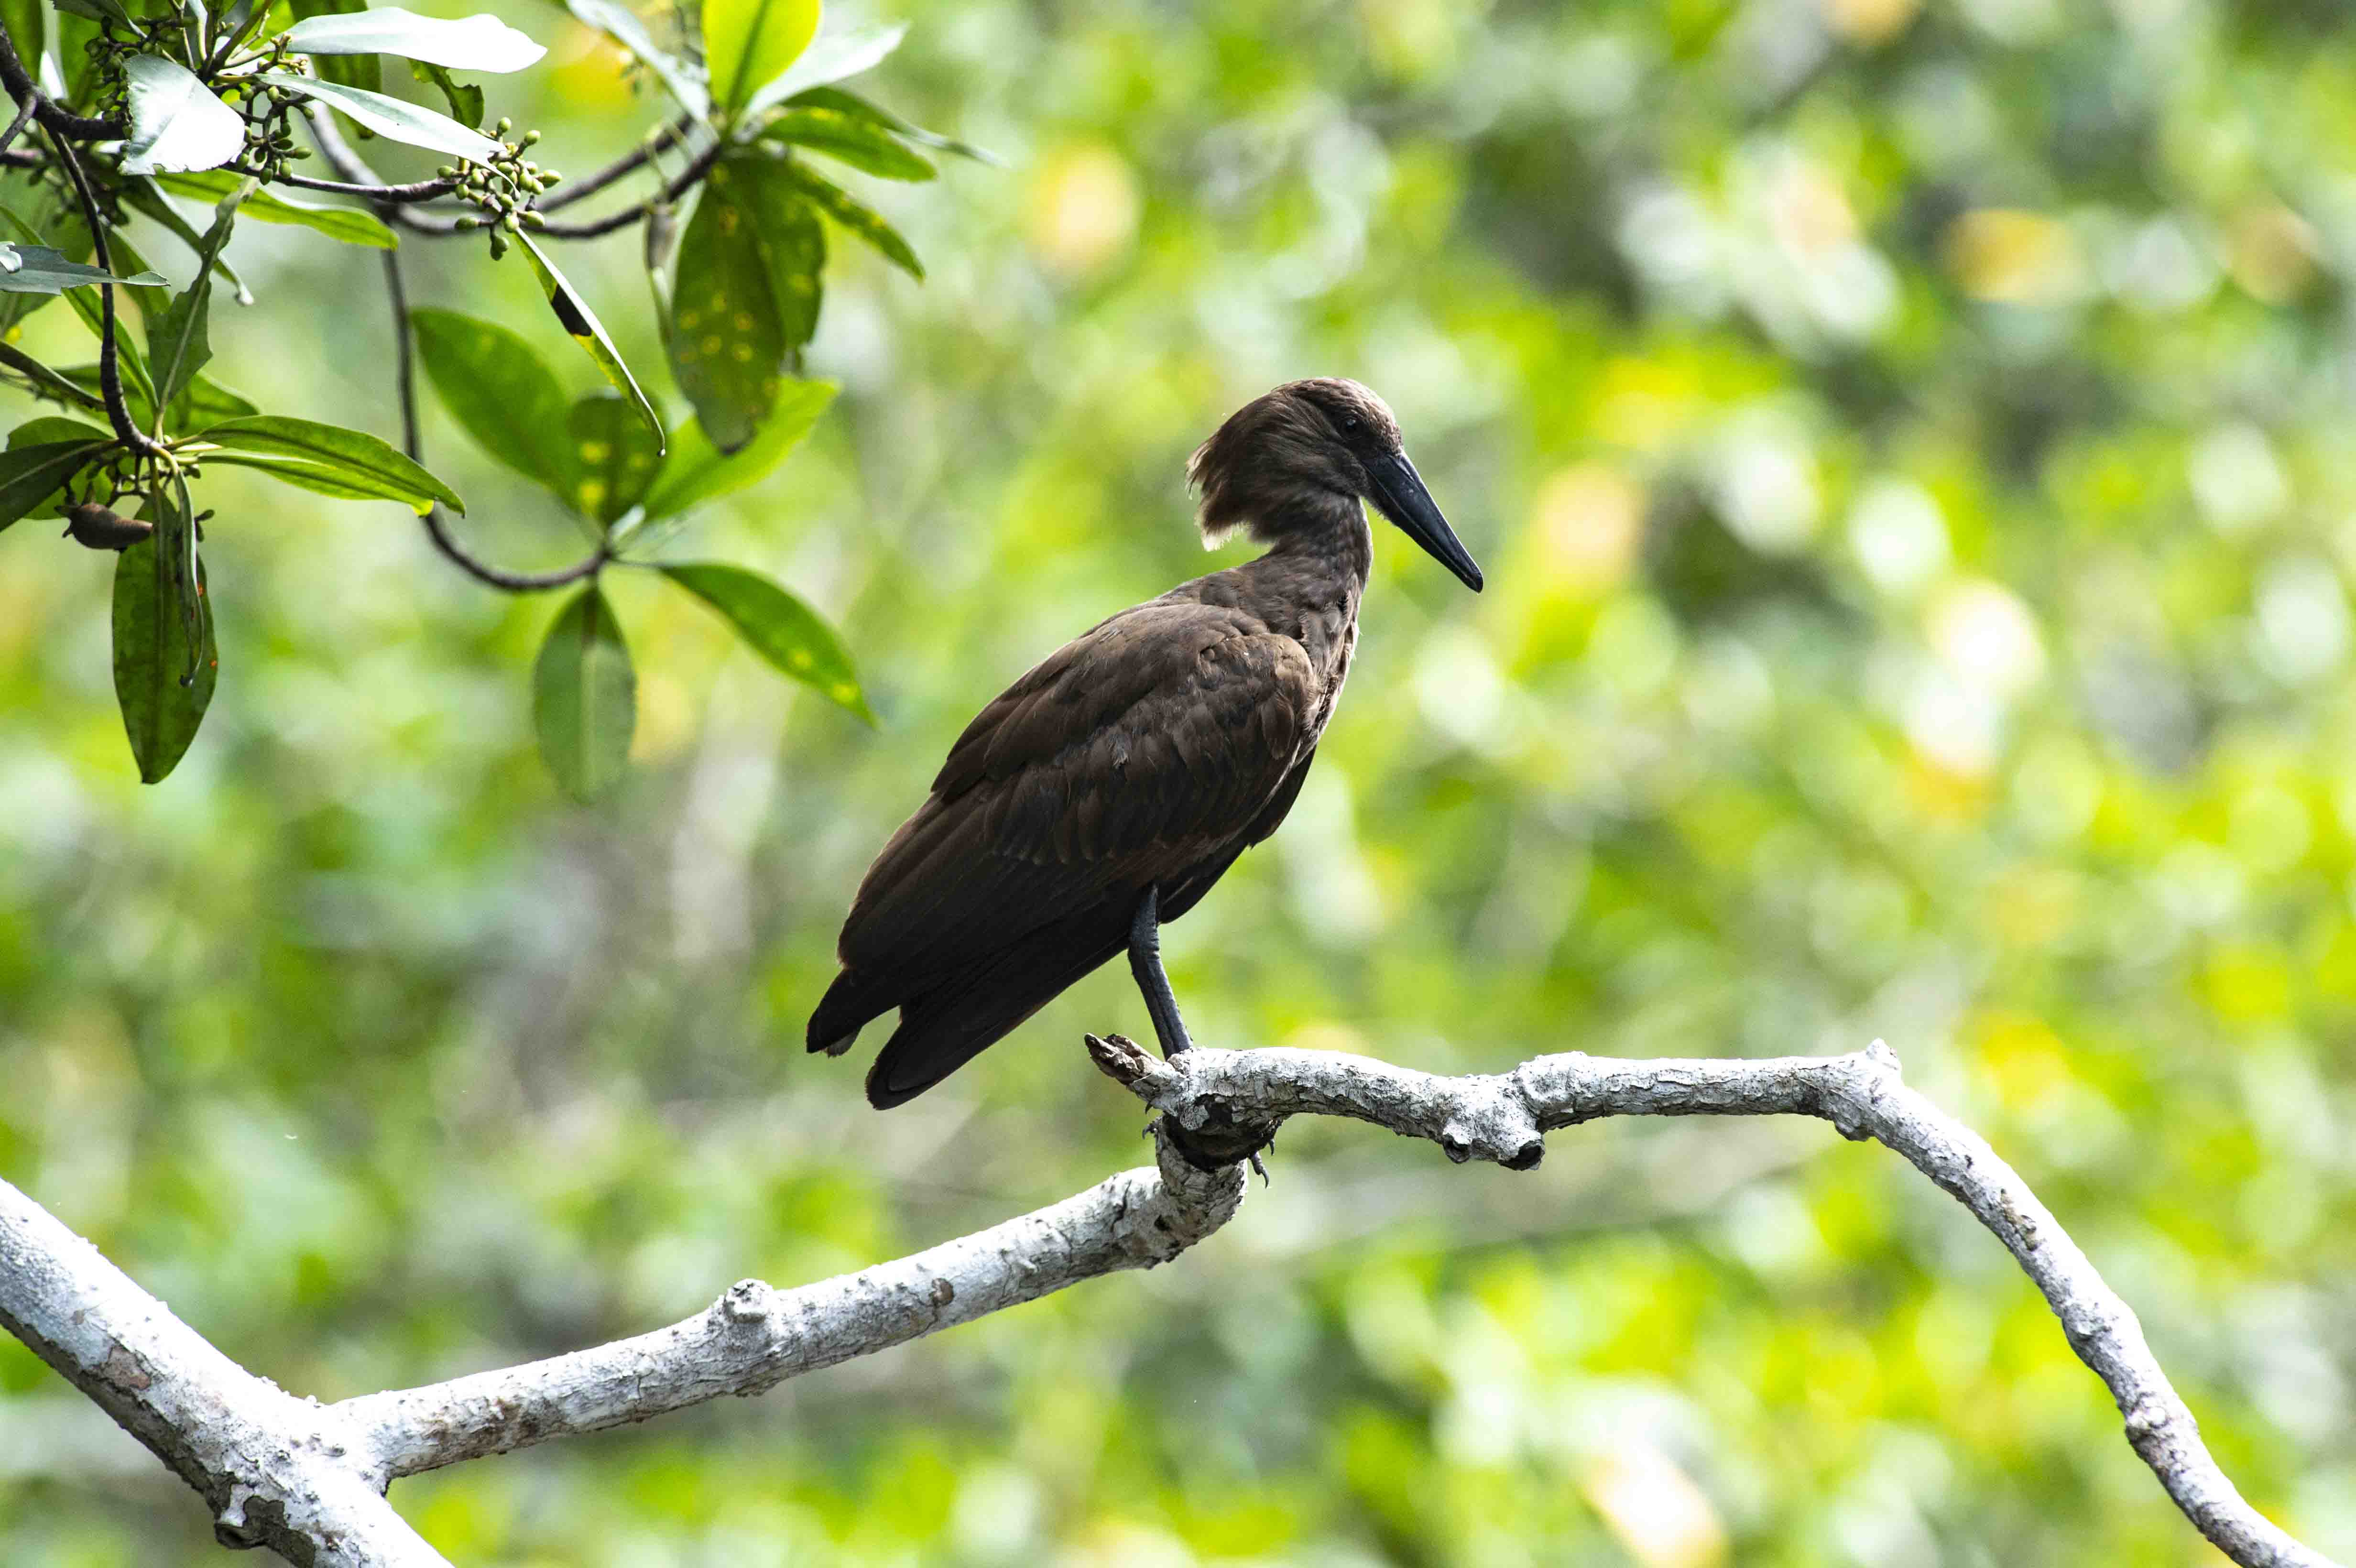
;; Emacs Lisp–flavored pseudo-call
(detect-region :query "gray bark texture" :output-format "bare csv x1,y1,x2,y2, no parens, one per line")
0,1038,2336,1568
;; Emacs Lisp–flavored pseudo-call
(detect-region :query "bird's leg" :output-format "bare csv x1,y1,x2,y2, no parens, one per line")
1127,885,1194,1059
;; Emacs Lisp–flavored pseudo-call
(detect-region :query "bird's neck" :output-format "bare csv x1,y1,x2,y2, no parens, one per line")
1258,492,1373,608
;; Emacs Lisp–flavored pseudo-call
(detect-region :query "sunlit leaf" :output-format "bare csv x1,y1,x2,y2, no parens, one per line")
659,562,870,720
742,21,903,119
259,73,504,161
566,392,664,524
0,433,108,533
284,7,544,72
144,181,244,411
759,105,935,181
119,54,246,175
197,414,464,513
111,516,216,784
534,584,635,802
409,61,483,131
667,155,800,454
286,0,378,93
785,87,997,163
703,0,821,116
781,161,921,278
635,377,832,523
562,0,708,118
515,232,663,451
0,243,165,294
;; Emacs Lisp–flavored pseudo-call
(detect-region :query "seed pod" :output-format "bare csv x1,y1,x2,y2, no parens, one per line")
63,502,154,551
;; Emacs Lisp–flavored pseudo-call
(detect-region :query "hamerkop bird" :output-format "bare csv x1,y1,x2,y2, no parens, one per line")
809,378,1482,1108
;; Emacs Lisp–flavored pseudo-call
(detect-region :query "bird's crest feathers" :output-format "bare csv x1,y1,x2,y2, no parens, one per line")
1188,378,1399,547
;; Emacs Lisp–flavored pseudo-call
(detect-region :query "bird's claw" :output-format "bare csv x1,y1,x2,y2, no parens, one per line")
1248,1149,1271,1186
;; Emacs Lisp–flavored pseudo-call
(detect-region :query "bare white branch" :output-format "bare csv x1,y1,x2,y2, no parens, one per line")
0,1038,2337,1568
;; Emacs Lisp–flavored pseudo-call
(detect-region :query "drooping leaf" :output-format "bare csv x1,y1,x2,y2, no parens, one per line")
667,156,792,455
0,435,107,533
0,343,107,413
0,193,84,335
0,243,165,294
409,61,483,131
144,181,245,411
758,105,935,181
50,0,130,25
286,0,378,92
59,365,253,434
659,562,869,720
202,453,403,502
780,161,921,278
159,169,396,248
284,7,544,72
197,414,465,513
702,0,820,116
534,584,635,802
111,521,217,784
635,377,832,523
119,54,246,175
742,22,904,119
514,232,663,450
122,181,254,303
562,0,707,118
9,416,112,446
259,73,504,161
566,392,664,524
409,306,578,495
785,87,998,163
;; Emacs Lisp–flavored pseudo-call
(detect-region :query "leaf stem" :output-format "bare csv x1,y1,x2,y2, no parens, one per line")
47,131,165,460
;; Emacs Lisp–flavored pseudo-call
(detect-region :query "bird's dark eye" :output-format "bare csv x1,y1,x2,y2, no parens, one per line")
1340,414,1362,433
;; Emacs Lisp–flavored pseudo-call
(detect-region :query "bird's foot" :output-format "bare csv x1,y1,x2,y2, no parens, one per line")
1248,1149,1271,1187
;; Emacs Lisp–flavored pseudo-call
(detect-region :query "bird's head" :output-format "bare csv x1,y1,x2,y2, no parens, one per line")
1187,377,1483,592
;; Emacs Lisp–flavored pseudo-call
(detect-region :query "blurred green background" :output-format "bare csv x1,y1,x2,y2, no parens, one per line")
6,0,2356,1562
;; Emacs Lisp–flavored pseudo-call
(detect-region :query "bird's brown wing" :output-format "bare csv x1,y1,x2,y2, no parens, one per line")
811,601,1317,1054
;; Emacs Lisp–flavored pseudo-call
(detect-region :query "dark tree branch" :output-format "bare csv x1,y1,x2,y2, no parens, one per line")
0,94,36,163
277,171,460,203
0,26,128,142
532,135,726,240
47,131,164,458
533,115,698,212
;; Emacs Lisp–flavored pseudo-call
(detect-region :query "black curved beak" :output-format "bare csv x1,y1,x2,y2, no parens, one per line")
1368,451,1482,592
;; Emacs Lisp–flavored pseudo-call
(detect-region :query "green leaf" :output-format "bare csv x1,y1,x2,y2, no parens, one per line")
566,393,664,524
122,181,254,303
0,193,86,335
258,73,504,161
0,0,42,85
741,22,904,119
286,0,378,93
659,562,869,720
409,306,578,495
120,54,246,175
63,257,160,424
283,6,544,71
159,169,397,248
667,155,807,455
409,61,483,132
636,377,832,523
197,414,464,513
202,453,401,502
55,9,104,100
111,523,217,784
759,105,936,181
562,0,707,117
514,232,663,451
0,436,107,533
786,87,998,163
59,365,253,434
144,182,244,411
702,0,819,116
0,243,166,294
0,343,108,413
780,161,922,279
534,584,635,802
51,0,131,25
9,415,112,446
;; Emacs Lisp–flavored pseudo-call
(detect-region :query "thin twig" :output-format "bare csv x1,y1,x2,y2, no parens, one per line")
534,115,697,211
534,135,726,240
380,250,608,592
303,109,465,235
0,94,35,163
277,171,460,203
0,27,126,142
47,131,164,458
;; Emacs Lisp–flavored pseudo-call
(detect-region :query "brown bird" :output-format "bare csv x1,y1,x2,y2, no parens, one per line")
808,378,1482,1108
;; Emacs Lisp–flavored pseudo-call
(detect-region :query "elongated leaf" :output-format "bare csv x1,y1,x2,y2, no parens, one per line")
284,7,543,72
534,585,634,802
0,436,106,532
562,0,707,118
409,306,577,495
742,22,903,119
60,365,253,433
703,0,819,115
198,414,464,513
9,416,111,446
260,73,504,161
759,105,935,181
566,393,664,524
51,0,130,26
410,61,482,131
120,54,245,174
781,161,921,278
0,192,85,334
203,452,399,502
111,524,216,784
145,182,244,410
660,562,869,720
123,181,254,303
287,0,378,92
64,270,160,424
668,157,790,455
515,232,662,450
0,0,41,85
160,169,396,248
0,243,165,294
636,377,832,523
0,343,107,412
785,87,996,163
